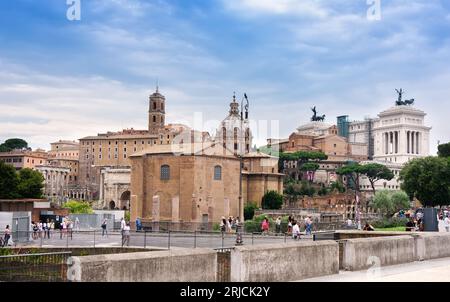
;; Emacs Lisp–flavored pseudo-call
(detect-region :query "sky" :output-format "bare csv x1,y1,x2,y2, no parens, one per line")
0,0,449,154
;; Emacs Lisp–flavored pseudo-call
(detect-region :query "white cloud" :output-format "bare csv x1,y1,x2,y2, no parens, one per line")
223,0,329,18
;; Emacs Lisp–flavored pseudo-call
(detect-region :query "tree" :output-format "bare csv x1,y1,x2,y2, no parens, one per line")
262,190,283,209
438,142,450,158
279,151,327,173
17,168,44,198
64,200,94,214
372,190,410,217
244,202,258,220
0,161,19,199
0,138,28,152
359,163,394,195
400,157,450,207
336,162,362,191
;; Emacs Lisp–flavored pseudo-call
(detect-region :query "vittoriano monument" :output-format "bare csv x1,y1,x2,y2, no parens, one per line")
395,88,415,106
311,106,326,122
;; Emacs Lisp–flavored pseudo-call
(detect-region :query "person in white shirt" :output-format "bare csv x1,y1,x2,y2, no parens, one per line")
292,221,300,240
444,215,450,232
122,223,131,246
120,218,126,234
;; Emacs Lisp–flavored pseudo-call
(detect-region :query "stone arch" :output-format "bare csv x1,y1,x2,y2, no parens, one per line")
109,200,116,210
120,191,131,210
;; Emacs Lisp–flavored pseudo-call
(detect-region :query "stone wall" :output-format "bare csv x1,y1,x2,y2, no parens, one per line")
230,241,339,282
340,235,415,271
413,233,450,261
70,248,217,282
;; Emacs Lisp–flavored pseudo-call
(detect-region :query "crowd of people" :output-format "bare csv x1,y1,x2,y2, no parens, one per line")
219,216,241,233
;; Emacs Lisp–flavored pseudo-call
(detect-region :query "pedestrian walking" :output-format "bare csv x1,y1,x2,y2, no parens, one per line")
292,221,300,240
3,225,11,247
275,217,281,234
101,218,108,237
120,217,126,235
122,223,130,246
75,217,80,233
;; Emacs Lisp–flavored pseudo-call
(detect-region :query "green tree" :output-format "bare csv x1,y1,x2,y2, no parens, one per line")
279,151,327,173
63,200,94,214
336,162,362,191
359,163,395,195
262,190,283,210
0,161,19,199
400,157,450,207
244,202,258,220
438,142,450,158
17,168,44,198
0,138,28,152
372,190,410,217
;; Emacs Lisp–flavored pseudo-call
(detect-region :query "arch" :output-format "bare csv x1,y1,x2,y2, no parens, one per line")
120,191,131,210
109,200,116,210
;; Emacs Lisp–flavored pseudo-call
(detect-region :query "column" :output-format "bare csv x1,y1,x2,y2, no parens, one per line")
385,132,388,154
389,131,394,154
411,131,415,154
407,131,410,154
395,131,398,154
416,132,420,154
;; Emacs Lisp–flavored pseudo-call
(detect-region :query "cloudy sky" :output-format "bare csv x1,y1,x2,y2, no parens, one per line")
0,0,449,154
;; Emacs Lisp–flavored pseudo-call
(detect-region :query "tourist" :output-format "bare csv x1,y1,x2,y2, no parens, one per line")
444,215,450,232
235,217,241,233
42,221,47,239
3,225,11,247
292,221,300,240
261,217,269,235
38,221,43,238
227,216,233,233
67,219,74,239
62,219,68,238
220,217,227,233
32,222,38,240
363,223,375,231
122,223,131,246
101,218,108,237
406,218,416,232
346,218,353,229
305,216,313,235
135,217,142,232
275,217,282,234
120,217,126,235
287,216,293,234
75,217,80,233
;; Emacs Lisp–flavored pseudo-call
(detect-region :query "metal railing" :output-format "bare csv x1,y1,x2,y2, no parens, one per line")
0,229,315,250
0,251,72,282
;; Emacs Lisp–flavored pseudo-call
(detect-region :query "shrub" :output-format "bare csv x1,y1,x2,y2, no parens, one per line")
262,191,283,209
244,202,258,220
371,217,409,229
63,200,93,214
212,223,220,232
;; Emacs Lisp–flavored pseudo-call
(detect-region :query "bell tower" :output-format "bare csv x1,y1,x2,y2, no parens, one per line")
148,86,166,134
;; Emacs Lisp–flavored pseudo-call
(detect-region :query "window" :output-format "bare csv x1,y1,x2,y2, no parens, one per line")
153,116,156,123
161,165,170,180
124,154,127,158
214,165,222,180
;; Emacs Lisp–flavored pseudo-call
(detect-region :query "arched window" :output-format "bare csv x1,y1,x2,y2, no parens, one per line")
153,115,156,123
153,102,156,110
214,165,222,180
160,165,170,180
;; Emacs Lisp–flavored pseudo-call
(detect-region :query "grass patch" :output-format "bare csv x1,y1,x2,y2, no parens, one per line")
374,226,406,232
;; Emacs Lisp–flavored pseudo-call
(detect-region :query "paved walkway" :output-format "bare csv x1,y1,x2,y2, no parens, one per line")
300,257,450,282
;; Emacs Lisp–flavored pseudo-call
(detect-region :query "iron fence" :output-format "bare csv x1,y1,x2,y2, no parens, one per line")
0,251,72,282
1,229,316,250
